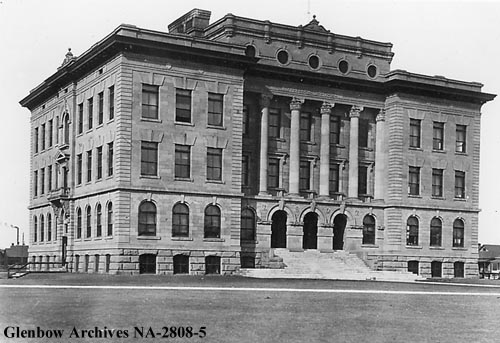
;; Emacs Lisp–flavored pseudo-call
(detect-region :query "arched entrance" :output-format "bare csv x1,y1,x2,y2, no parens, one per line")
271,210,287,248
333,214,347,250
302,212,318,249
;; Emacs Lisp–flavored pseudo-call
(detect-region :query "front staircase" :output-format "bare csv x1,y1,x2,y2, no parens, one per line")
239,249,423,282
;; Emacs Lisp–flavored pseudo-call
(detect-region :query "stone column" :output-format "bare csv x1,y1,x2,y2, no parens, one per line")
258,94,273,195
319,102,332,197
289,97,304,195
374,110,386,199
348,105,363,198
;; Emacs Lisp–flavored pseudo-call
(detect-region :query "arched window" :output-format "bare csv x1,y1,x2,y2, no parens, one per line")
86,206,92,238
173,254,189,274
63,113,70,144
362,215,376,245
241,208,256,242
172,203,189,237
40,214,45,242
107,202,113,236
453,219,465,247
47,213,52,241
138,201,156,236
406,216,419,246
33,216,38,242
204,205,221,238
96,203,102,237
430,217,442,246
76,207,82,239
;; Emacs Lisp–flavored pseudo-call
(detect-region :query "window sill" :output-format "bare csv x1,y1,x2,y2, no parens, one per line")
175,177,194,182
360,147,373,152
140,118,162,123
96,123,104,129
137,236,161,240
270,137,286,142
83,238,92,241
300,140,316,146
408,147,423,151
207,125,226,130
140,175,160,179
171,237,193,241
206,180,224,184
452,247,467,251
406,245,423,249
331,144,345,148
361,244,379,248
175,121,194,127
455,151,467,156
432,149,446,154
107,118,115,124
203,238,225,242
454,197,467,202
408,195,422,198
105,236,113,240
429,246,445,250
431,196,446,200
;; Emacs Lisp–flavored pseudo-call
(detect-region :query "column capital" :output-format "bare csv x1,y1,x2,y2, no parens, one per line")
349,105,363,118
259,93,273,108
376,109,386,122
290,97,304,111
320,101,333,115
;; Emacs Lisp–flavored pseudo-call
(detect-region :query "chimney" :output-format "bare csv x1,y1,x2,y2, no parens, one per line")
168,9,211,37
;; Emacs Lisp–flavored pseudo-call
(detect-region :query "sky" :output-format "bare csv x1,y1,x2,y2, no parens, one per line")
0,0,499,248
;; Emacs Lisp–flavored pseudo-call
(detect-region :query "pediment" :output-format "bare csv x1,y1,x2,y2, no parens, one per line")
303,15,328,33
54,149,70,163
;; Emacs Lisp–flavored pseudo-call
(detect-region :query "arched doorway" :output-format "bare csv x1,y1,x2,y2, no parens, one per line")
333,214,347,250
303,212,318,249
271,210,287,248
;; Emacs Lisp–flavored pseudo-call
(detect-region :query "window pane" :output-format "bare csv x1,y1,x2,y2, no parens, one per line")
269,109,280,138
409,119,421,148
142,84,159,119
207,148,222,181
141,142,158,176
175,145,191,178
176,89,191,122
208,93,223,126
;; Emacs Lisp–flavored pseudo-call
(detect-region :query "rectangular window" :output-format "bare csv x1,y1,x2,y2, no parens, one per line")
268,158,279,189
48,119,53,147
175,145,191,179
41,124,45,150
47,165,52,192
78,103,84,134
269,108,280,138
455,171,465,199
242,155,249,187
359,118,369,148
97,146,103,180
207,148,222,181
86,150,92,182
408,166,420,196
330,115,341,145
55,116,59,144
433,122,444,150
456,125,467,153
300,112,312,141
243,105,250,136
358,165,368,195
299,161,310,191
109,86,115,120
142,84,159,119
34,127,39,153
107,142,114,177
33,170,38,196
98,92,104,125
88,97,93,130
208,93,224,126
409,119,421,148
40,168,45,195
175,89,191,123
141,141,158,176
329,163,340,194
77,154,82,185
432,169,444,197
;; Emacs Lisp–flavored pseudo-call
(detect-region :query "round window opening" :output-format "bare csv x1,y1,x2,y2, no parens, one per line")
277,50,289,65
245,45,256,58
367,65,377,78
338,60,349,74
308,55,320,69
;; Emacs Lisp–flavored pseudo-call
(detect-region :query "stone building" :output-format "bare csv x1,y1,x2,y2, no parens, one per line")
20,9,495,278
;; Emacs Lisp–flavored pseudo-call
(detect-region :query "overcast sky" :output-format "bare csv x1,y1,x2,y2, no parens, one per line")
0,0,499,248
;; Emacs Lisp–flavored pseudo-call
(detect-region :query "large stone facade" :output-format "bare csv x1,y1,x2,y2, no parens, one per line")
21,9,495,278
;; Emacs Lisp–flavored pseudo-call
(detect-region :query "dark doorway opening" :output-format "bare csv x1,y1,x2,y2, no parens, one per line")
454,261,464,278
205,256,221,274
271,210,287,248
303,212,318,249
139,254,156,274
431,261,442,278
173,254,189,274
333,214,347,250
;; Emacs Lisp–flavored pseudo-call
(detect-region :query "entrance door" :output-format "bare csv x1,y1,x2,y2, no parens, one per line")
303,212,318,249
333,214,347,250
271,210,287,248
